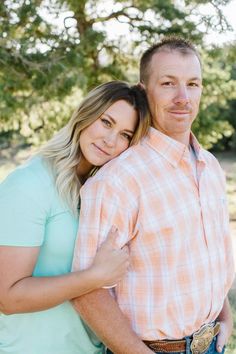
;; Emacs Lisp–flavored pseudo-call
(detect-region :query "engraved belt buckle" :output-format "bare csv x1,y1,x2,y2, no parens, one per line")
190,323,214,354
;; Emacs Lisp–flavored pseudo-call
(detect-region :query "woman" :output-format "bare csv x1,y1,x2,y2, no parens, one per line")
0,81,150,354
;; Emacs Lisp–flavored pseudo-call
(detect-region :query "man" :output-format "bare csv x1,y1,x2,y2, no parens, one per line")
72,36,235,354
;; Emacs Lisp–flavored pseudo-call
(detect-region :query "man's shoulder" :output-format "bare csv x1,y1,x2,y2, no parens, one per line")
200,148,222,169
199,148,226,183
96,144,144,177
84,143,146,191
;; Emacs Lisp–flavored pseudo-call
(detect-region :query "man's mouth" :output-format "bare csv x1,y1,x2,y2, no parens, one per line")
169,110,191,114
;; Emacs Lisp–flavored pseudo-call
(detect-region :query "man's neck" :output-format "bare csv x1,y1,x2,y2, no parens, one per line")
171,133,191,146
152,126,191,146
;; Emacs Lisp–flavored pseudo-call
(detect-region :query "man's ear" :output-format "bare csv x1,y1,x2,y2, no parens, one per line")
138,82,146,90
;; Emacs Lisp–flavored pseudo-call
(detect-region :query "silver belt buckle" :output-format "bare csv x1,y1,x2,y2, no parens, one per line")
190,323,215,354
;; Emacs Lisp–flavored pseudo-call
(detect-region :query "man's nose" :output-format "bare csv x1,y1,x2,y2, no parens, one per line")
173,85,190,105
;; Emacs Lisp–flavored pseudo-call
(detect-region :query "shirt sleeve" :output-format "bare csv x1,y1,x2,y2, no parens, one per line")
0,171,47,247
72,174,138,271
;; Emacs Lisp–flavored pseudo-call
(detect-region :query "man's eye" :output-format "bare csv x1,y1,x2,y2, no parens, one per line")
189,82,199,87
162,82,174,86
101,118,111,127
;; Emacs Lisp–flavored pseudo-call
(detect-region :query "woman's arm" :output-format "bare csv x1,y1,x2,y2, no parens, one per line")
0,229,129,314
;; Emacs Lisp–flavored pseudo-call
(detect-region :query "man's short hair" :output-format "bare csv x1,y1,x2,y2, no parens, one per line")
140,36,201,84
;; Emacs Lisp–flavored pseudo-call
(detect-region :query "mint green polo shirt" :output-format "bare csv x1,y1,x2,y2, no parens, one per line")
0,157,104,354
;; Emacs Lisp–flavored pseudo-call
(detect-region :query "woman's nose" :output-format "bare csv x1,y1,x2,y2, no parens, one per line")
103,132,117,147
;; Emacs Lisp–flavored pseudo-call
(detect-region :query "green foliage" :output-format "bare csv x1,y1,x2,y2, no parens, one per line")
193,47,236,149
0,0,235,147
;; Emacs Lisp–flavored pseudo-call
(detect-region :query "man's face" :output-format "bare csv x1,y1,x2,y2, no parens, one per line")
144,50,202,144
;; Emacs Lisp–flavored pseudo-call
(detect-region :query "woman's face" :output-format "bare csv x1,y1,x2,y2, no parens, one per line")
79,100,138,169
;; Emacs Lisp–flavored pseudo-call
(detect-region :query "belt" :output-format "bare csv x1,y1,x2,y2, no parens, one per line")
144,322,220,354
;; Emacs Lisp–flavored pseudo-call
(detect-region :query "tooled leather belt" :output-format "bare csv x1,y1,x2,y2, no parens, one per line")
143,322,220,354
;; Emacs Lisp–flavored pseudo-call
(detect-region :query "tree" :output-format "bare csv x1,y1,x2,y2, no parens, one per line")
0,0,234,146
193,44,236,149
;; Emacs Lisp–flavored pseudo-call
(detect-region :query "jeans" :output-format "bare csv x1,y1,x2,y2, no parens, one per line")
106,336,225,354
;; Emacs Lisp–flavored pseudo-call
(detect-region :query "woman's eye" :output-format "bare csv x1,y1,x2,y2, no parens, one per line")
101,118,111,127
122,133,132,141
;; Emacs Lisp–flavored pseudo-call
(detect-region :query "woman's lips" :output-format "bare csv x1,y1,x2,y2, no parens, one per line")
92,143,110,156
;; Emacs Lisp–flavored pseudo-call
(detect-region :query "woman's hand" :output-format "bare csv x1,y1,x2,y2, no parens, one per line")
0,238,128,314
90,226,129,288
216,320,232,352
216,297,233,352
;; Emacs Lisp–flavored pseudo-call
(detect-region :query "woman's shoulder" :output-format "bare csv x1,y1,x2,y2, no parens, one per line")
0,156,54,203
0,157,58,246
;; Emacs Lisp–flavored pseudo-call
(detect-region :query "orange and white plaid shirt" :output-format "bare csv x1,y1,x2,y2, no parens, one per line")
72,127,235,340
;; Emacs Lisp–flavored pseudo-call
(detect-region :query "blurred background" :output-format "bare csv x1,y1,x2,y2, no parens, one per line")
0,0,235,351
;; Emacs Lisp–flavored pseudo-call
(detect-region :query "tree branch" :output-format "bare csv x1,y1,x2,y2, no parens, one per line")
93,7,141,23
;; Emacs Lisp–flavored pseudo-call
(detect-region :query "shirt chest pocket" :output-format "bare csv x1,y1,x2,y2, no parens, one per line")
141,211,180,249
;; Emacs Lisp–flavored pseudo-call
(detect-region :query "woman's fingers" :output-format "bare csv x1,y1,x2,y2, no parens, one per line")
92,227,130,288
103,225,119,248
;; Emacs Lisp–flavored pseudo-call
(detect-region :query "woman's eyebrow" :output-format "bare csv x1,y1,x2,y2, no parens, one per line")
102,113,116,124
102,113,135,134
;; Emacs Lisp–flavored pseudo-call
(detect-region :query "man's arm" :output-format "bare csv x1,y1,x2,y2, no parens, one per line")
216,296,233,353
73,289,153,354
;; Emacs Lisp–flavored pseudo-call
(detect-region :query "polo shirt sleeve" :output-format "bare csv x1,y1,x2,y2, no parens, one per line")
0,169,47,247
72,174,138,271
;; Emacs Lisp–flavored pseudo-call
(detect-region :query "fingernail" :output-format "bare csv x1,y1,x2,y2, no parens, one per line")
111,225,117,232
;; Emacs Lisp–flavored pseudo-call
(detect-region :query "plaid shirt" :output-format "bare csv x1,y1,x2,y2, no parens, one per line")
72,127,235,340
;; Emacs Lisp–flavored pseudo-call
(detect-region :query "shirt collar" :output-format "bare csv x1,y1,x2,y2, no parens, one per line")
142,127,203,168
189,133,205,163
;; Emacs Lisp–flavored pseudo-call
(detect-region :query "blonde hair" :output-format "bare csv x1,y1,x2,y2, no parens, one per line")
40,81,150,214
